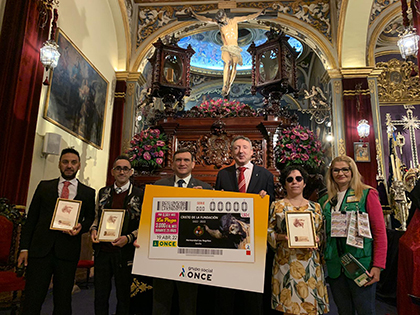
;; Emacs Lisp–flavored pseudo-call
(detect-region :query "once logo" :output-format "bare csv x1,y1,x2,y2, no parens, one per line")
186,271,212,282
153,240,177,247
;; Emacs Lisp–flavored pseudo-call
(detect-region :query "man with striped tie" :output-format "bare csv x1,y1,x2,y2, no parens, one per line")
18,148,95,314
215,135,275,315
153,148,212,315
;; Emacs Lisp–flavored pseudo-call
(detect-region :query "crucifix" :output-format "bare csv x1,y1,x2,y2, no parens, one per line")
386,106,420,168
176,1,276,98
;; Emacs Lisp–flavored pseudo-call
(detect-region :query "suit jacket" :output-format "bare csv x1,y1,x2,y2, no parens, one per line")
215,164,275,204
20,178,95,261
91,184,144,264
155,175,213,190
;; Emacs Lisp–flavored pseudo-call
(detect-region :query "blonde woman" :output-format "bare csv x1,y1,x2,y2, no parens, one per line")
321,155,387,315
268,165,329,314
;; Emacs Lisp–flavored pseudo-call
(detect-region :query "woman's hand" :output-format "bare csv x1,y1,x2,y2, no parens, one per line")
275,233,288,241
365,266,381,286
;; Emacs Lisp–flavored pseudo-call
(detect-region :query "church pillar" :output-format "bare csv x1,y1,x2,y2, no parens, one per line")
0,0,50,205
106,72,144,185
341,69,379,187
328,73,346,158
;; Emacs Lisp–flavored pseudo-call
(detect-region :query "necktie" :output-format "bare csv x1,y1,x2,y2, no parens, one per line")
61,181,70,199
238,167,246,193
177,179,185,188
115,187,122,194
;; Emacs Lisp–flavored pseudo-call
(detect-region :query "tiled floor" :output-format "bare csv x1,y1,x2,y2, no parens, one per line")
0,281,398,315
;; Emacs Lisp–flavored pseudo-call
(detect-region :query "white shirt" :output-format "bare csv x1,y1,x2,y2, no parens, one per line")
334,190,347,212
174,174,191,188
235,161,254,191
58,177,78,200
114,181,130,194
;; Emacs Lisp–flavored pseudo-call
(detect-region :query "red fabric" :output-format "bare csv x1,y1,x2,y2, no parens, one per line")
238,167,246,193
0,216,13,264
0,0,50,205
106,80,127,186
397,209,420,315
77,260,94,268
0,271,26,292
61,181,70,199
365,190,387,269
342,78,378,187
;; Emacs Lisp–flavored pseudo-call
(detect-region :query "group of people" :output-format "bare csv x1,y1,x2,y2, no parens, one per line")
18,135,387,315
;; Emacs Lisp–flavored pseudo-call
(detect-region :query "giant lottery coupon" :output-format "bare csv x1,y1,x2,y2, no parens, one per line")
132,185,270,292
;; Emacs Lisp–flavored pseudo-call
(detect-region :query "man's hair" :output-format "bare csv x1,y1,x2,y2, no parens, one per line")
113,155,131,167
231,135,253,150
215,9,227,24
60,147,80,161
173,148,194,161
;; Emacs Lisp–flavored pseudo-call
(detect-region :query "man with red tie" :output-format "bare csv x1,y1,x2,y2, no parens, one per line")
18,148,95,314
215,135,275,315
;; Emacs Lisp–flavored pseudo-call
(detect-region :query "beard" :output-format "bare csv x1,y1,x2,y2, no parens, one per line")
61,169,77,180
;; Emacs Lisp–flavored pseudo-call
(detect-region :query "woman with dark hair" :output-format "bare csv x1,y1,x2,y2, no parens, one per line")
268,165,329,314
321,155,387,315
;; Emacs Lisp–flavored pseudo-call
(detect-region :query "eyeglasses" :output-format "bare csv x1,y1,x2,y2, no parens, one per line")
332,167,351,174
113,166,132,173
286,176,303,183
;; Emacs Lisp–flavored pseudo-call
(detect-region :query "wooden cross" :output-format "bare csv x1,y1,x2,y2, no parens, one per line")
386,106,420,168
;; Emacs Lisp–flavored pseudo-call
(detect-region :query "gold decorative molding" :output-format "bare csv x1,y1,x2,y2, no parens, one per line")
127,83,135,96
375,138,385,181
340,67,375,78
376,58,420,103
368,79,375,94
114,92,126,98
334,80,342,94
338,138,346,156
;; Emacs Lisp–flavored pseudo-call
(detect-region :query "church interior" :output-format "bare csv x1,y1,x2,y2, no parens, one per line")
1,0,420,314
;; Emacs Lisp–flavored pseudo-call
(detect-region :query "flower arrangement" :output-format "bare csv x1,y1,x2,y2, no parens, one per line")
126,128,168,169
192,98,256,117
274,125,324,171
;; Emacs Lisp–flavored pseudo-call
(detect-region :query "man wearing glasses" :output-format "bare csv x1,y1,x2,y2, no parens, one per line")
90,155,144,315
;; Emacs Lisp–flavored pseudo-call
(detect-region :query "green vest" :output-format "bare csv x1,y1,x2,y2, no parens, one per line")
322,188,373,279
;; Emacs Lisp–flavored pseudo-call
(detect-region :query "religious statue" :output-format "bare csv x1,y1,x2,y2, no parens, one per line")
188,8,265,97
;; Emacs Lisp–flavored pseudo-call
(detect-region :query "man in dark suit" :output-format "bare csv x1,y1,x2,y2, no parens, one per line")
153,148,212,315
215,135,275,315
18,148,95,315
90,155,145,315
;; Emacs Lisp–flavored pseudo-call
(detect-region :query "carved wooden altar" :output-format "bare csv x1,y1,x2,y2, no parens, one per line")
133,115,296,191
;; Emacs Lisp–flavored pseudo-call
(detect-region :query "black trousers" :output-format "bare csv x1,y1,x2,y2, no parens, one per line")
153,278,198,315
23,251,78,315
94,250,132,315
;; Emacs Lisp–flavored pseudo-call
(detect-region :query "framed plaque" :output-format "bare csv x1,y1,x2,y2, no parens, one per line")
354,142,370,162
285,211,317,248
98,209,125,242
50,198,82,231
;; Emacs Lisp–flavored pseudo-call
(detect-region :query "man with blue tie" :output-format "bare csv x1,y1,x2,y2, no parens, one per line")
18,148,95,314
153,148,212,315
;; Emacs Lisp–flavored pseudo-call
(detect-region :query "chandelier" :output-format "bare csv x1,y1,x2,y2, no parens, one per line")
357,119,370,139
397,27,420,59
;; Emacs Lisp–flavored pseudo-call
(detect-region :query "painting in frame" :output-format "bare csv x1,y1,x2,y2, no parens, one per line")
44,28,109,149
284,211,317,248
98,209,125,242
354,142,371,162
50,198,82,231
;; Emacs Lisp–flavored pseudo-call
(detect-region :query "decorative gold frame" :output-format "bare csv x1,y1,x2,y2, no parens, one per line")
354,142,370,162
285,211,317,248
98,209,125,242
44,28,109,149
50,198,82,231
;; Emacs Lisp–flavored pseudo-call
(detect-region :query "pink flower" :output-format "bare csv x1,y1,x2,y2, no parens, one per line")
299,133,309,140
301,154,309,161
156,158,163,165
158,150,164,157
144,145,152,151
143,152,151,161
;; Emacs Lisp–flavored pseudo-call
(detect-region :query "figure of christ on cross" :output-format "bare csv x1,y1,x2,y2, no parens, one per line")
189,8,265,97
